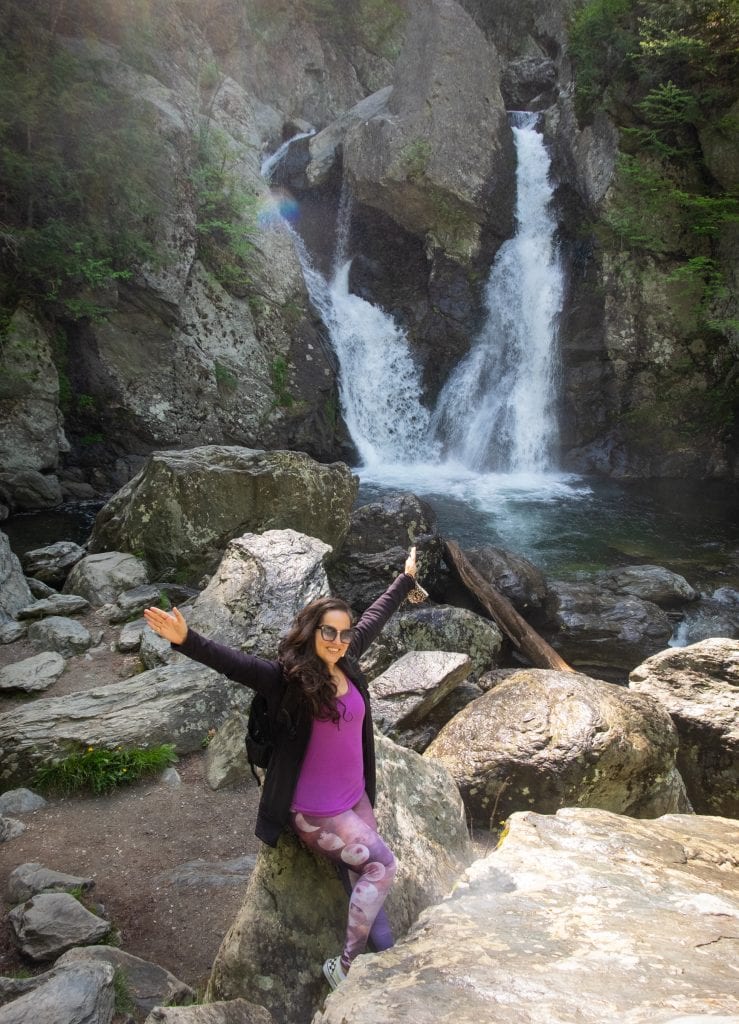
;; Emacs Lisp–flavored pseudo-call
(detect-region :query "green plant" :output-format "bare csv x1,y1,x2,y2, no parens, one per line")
80,432,105,446
112,967,136,1015
214,359,238,390
270,355,294,408
400,138,431,181
158,591,171,611
34,743,178,795
192,123,258,294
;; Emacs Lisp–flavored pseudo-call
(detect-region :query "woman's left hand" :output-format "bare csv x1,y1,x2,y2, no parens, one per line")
404,545,417,578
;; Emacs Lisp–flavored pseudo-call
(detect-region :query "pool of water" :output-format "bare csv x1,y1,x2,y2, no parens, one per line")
356,463,739,590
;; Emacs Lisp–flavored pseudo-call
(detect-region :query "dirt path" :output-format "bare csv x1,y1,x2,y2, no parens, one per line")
0,610,263,1004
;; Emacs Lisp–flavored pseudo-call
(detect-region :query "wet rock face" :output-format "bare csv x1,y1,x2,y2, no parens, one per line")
87,446,357,582
313,808,739,1024
629,638,739,818
424,668,688,826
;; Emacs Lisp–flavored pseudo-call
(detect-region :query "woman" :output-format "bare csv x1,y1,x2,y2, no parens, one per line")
143,547,419,990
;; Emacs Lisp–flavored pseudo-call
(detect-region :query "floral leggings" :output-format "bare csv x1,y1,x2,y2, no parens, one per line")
290,792,397,971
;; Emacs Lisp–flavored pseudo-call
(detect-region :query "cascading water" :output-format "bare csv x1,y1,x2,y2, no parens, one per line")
260,130,315,180
432,111,563,472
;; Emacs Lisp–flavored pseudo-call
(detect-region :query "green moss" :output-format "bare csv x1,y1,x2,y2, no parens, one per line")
270,355,294,408
214,360,238,391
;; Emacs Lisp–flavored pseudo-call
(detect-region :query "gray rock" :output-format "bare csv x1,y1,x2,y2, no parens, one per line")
313,809,739,1024
305,87,393,187
160,767,182,787
20,542,86,587
369,650,471,737
501,56,557,108
392,680,485,753
7,863,94,904
669,591,739,646
0,621,27,644
0,960,115,1024
156,855,257,889
630,638,739,818
8,891,110,960
424,668,690,827
28,616,92,657
0,660,250,789
464,545,550,613
596,564,697,607
361,604,503,682
144,1000,274,1023
26,577,56,598
63,551,149,607
87,446,356,583
139,625,175,667
327,547,415,616
343,0,514,259
117,617,147,653
0,816,26,842
0,307,68,514
18,594,90,619
0,531,33,619
205,711,250,790
542,580,673,671
57,946,193,1016
0,651,65,693
0,788,47,815
186,529,332,655
207,731,473,1022
109,584,165,624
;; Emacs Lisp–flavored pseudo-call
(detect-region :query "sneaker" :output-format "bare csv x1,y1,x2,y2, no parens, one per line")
322,955,348,990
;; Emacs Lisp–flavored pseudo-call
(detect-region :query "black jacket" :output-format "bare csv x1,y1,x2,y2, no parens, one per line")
173,572,415,846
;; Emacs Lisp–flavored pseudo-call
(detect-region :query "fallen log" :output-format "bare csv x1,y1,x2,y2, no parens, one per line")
443,539,574,673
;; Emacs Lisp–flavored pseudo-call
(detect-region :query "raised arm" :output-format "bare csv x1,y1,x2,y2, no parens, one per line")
348,548,417,659
143,606,281,693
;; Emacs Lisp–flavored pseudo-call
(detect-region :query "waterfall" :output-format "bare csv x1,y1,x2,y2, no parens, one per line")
432,111,563,472
260,129,315,180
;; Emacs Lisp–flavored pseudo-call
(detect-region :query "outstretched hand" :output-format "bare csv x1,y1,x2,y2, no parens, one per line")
404,545,417,578
143,606,188,645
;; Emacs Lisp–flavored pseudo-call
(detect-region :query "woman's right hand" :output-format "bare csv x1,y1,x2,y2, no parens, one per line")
143,606,188,645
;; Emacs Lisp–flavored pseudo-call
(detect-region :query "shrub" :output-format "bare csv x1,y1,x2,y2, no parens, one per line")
34,743,178,795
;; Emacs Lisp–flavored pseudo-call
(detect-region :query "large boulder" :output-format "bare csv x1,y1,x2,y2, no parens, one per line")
629,638,739,818
58,946,193,1016
368,650,472,737
464,545,550,614
595,564,697,607
327,492,443,613
424,668,689,827
0,307,68,513
7,863,94,904
18,595,89,619
143,1002,274,1023
8,892,110,961
27,616,93,658
0,652,66,694
20,541,86,587
541,580,673,672
0,960,115,1024
360,604,503,682
0,661,250,789
0,531,33,620
62,551,149,607
313,809,739,1024
342,0,515,260
206,731,472,1023
185,530,331,654
87,447,357,582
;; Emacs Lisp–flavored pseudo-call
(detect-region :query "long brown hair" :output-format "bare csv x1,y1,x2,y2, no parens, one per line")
277,596,353,723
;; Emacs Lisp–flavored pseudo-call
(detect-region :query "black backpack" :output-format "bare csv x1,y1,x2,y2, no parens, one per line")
245,691,296,786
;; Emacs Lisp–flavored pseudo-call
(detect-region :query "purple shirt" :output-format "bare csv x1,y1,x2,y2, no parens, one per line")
291,680,366,816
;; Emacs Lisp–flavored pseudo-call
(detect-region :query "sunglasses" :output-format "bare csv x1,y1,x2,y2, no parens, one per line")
316,624,355,644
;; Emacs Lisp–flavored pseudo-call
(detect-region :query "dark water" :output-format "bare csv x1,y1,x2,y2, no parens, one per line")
356,472,739,590
2,501,102,558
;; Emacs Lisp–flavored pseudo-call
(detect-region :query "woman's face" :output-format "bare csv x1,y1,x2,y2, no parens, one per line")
314,609,353,667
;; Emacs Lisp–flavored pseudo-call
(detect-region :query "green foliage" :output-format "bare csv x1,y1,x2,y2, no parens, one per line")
270,355,294,407
192,124,258,293
112,968,136,1016
34,743,178,795
0,8,168,320
400,138,431,181
214,359,238,390
80,432,104,446
158,590,172,611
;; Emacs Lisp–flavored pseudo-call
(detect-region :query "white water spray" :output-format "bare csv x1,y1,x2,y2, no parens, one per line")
260,129,315,180
433,112,563,472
